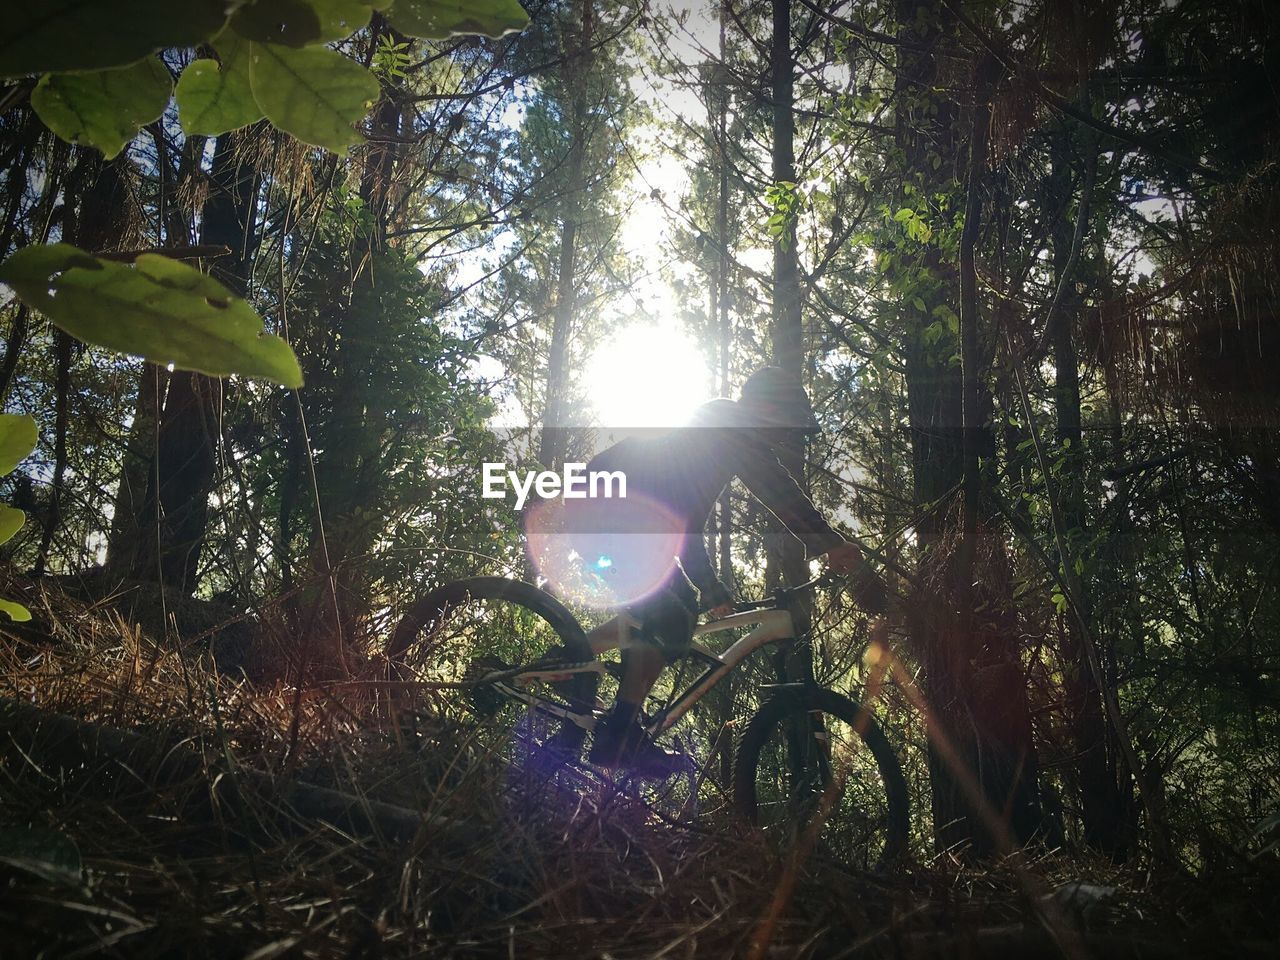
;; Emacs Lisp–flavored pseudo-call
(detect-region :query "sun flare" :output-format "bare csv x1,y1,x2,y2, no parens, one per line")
582,323,712,428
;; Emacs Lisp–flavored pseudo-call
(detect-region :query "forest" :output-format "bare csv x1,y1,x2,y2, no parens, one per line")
0,0,1277,956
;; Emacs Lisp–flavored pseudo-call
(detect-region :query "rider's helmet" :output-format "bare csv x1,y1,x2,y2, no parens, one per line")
738,365,820,434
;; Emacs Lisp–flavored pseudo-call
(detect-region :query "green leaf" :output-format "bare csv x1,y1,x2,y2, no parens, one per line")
0,504,24,546
0,244,303,387
0,414,37,476
385,0,530,39
247,42,379,152
0,1,227,78
176,33,263,136
0,598,31,623
32,58,173,159
232,0,374,46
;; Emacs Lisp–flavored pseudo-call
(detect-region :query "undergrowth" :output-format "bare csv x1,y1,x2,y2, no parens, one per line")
0,573,1275,958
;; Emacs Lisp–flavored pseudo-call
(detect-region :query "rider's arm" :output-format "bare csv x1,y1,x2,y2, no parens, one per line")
732,442,889,615
730,441,846,559
679,536,733,610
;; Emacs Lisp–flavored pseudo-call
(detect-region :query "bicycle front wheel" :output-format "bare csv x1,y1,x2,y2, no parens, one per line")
734,687,909,869
386,577,599,762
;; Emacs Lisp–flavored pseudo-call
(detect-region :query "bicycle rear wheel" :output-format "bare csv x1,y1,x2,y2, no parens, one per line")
733,687,909,870
386,577,599,765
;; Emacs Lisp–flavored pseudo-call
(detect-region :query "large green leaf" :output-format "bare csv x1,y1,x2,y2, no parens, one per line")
0,414,37,476
0,598,31,623
0,504,24,546
0,1,227,78
247,42,379,152
383,0,529,39
32,58,173,159
232,0,374,46
0,244,303,387
176,34,263,136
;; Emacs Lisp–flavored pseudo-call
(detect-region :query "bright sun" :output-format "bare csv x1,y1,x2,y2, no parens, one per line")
582,322,712,427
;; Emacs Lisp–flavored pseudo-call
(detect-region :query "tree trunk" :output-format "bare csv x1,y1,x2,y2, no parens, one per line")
714,0,734,589
768,0,814,686
35,153,129,574
539,0,594,467
1048,126,1127,856
104,364,162,572
895,3,1041,854
297,83,403,669
117,131,257,595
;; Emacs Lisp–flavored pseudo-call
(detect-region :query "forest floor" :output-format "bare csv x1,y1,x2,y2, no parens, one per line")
0,572,1276,959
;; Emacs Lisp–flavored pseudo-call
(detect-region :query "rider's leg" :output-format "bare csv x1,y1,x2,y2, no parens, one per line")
617,644,665,709
587,583,693,775
585,615,625,655
585,615,666,708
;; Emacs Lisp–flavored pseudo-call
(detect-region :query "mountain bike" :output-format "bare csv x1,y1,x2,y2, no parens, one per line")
385,572,910,867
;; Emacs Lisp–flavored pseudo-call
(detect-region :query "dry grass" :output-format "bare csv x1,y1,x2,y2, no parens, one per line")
0,571,1273,958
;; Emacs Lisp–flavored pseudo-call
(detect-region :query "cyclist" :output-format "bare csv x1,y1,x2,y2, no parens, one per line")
549,366,889,776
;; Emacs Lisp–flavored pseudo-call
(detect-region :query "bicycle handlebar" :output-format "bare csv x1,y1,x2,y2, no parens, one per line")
730,569,841,612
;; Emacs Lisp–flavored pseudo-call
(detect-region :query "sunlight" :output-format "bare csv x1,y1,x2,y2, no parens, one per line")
582,322,712,427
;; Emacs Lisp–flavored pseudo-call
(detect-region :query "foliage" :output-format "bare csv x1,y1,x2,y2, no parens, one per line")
386,0,531,39
246,40,380,151
0,244,303,386
0,413,36,620
2,0,531,383
1,0,1278,897
30,58,173,160
174,34,264,136
0,1,227,77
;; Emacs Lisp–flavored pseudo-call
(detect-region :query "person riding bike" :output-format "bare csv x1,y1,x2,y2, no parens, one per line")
542,366,889,776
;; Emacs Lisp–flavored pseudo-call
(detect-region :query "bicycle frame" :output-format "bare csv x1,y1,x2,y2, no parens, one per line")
632,608,797,735
492,605,800,736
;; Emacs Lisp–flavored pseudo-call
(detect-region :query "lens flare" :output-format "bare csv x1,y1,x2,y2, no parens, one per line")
524,491,687,607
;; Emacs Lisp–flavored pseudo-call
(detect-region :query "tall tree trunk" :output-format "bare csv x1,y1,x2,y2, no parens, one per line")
714,0,734,588
896,3,1040,854
714,0,735,787
768,0,813,684
894,0,971,852
960,59,1042,850
32,331,71,575
1048,127,1127,856
34,153,129,574
0,112,43,404
539,0,593,467
105,364,162,572
117,131,257,594
299,28,408,667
